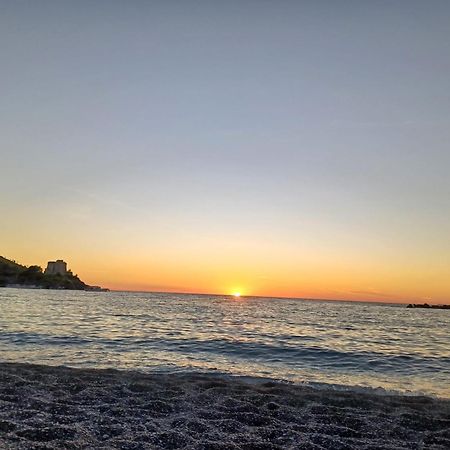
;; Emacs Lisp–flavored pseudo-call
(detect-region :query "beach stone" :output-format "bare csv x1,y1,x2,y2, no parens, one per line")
241,441,283,450
49,414,75,425
16,426,76,442
148,430,189,449
197,409,225,420
96,424,124,440
196,441,241,450
142,399,174,416
309,433,348,449
0,394,20,403
233,412,272,427
128,381,156,393
212,418,245,433
256,427,301,446
423,432,450,448
1,363,449,450
0,419,16,432
162,388,184,399
184,419,210,434
266,402,279,411
111,440,150,450
171,417,189,427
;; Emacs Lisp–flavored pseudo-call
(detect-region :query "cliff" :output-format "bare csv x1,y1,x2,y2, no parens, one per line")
0,256,107,291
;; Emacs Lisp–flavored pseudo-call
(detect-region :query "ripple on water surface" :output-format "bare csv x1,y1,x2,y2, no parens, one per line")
0,288,449,397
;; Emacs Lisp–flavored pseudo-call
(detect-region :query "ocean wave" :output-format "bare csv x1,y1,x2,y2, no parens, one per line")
2,330,449,377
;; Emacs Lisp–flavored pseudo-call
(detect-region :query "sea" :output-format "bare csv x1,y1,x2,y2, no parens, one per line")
0,288,449,398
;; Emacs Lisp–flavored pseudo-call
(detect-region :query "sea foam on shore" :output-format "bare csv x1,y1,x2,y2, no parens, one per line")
0,363,448,449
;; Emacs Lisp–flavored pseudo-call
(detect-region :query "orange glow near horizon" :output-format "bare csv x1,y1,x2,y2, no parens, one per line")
2,222,450,304
66,265,449,304
1,240,448,304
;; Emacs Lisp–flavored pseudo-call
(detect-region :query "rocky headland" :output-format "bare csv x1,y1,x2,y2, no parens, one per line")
0,256,108,291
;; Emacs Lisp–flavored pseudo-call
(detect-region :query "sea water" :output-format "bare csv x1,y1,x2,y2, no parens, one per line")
0,288,448,397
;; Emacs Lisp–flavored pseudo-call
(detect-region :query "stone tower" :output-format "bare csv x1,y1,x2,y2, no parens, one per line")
44,260,68,275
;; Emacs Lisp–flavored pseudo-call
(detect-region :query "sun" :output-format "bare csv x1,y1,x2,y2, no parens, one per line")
229,287,245,297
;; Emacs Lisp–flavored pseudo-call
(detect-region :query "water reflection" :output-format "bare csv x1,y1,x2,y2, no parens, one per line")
0,288,449,397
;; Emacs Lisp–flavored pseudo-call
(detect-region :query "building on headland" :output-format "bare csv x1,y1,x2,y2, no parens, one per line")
44,260,68,275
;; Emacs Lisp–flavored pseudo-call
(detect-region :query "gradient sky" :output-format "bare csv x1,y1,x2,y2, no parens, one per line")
1,1,449,302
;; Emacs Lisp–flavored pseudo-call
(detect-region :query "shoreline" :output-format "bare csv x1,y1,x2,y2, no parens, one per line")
1,362,448,449
3,285,109,292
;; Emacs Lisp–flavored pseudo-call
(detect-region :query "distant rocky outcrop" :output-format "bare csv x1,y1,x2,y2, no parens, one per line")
406,303,449,310
0,256,108,291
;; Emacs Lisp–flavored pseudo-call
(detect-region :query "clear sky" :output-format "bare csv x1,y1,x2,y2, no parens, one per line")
1,1,449,302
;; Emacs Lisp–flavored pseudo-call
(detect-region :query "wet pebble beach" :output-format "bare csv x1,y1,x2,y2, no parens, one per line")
0,363,449,449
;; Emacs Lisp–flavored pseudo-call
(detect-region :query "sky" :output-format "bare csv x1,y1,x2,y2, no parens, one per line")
1,1,449,302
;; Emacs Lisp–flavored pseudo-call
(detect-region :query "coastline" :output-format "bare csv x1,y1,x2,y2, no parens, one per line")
0,362,448,449
3,285,109,292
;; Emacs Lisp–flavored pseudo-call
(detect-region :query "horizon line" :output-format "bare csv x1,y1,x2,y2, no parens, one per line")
105,288,426,306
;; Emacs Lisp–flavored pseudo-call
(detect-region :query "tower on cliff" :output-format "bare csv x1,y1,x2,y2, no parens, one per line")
44,260,68,275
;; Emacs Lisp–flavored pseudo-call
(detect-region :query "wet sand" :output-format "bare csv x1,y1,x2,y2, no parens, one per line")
0,362,448,449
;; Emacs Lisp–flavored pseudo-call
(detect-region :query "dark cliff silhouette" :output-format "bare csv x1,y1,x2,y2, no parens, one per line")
0,256,107,291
